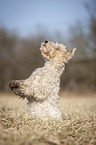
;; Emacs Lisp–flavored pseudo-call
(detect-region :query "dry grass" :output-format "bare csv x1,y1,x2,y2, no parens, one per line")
0,92,96,145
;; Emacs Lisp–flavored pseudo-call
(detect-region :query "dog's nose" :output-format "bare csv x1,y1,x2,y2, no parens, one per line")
44,40,48,43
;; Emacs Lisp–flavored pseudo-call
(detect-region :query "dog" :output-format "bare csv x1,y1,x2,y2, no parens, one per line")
9,40,76,120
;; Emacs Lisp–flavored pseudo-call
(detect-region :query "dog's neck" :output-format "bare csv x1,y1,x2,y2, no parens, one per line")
45,60,65,77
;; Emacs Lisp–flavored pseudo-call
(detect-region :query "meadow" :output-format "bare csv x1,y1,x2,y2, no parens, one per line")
0,92,96,145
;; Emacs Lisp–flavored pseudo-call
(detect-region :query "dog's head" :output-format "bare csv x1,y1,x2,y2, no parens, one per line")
40,40,76,63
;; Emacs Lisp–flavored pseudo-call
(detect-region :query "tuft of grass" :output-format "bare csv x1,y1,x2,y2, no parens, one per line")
0,93,96,145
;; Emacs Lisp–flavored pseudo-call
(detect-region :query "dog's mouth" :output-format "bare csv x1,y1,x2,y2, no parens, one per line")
40,40,51,59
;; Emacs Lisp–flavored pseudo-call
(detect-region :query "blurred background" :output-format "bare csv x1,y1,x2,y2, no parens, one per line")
0,0,96,94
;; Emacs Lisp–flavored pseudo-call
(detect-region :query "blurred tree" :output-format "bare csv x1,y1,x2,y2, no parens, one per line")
0,28,46,92
0,28,18,91
61,0,96,91
0,28,17,59
85,0,96,54
85,0,96,88
68,22,89,59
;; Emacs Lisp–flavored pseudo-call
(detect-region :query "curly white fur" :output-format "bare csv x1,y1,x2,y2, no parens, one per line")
9,40,76,121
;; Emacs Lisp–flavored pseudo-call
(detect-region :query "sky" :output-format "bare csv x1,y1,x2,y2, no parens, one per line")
0,0,91,37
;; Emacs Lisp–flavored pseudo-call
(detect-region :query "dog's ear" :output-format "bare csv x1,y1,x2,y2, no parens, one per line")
67,48,76,59
64,48,76,63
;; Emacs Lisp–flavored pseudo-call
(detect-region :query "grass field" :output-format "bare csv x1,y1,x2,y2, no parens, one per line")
0,92,96,145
